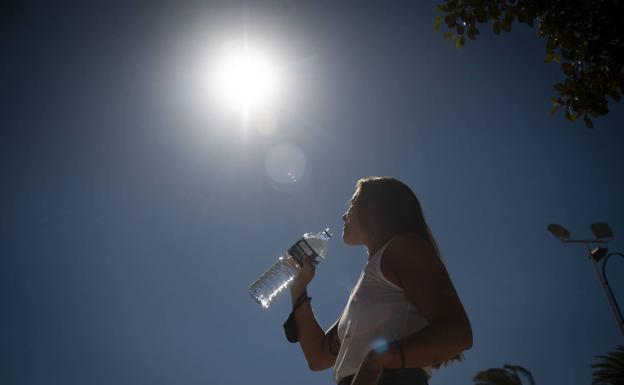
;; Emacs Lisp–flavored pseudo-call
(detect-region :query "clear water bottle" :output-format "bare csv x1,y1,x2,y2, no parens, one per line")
249,228,332,308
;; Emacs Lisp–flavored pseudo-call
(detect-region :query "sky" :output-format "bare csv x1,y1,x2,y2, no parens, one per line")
1,1,623,385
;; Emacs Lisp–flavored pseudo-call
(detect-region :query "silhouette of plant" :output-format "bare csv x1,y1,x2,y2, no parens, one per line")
473,364,536,385
591,345,624,385
435,0,624,128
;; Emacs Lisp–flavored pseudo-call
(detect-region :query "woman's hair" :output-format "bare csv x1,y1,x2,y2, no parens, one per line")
354,176,440,256
354,176,465,368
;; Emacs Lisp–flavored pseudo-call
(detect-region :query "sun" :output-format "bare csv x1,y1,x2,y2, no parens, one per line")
212,43,281,115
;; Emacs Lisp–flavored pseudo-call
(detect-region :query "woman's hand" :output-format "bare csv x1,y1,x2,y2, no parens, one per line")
290,254,316,294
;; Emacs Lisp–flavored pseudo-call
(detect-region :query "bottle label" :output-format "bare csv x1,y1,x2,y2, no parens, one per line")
288,238,321,267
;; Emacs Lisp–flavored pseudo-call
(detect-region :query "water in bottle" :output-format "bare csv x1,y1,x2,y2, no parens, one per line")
249,228,332,308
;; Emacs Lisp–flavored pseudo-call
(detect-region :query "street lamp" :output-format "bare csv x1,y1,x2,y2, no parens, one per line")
547,222,624,336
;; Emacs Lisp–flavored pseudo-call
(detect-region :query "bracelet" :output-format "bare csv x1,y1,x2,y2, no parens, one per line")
393,340,405,369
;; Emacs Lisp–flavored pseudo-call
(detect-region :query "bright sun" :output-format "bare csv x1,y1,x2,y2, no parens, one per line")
212,44,281,114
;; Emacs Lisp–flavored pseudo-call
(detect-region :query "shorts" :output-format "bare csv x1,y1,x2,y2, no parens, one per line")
337,368,429,385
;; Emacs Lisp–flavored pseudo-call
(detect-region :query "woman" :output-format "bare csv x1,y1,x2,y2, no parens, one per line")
286,177,473,385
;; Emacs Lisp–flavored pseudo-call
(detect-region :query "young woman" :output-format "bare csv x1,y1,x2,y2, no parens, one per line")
286,177,473,385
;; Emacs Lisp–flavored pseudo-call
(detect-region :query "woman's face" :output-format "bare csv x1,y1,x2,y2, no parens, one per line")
342,190,367,245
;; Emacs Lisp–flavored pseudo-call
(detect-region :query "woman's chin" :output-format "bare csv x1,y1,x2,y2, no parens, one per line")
342,232,357,245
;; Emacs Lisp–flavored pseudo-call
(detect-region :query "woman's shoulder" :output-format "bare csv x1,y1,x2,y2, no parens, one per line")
385,232,438,268
391,232,435,253
379,232,441,290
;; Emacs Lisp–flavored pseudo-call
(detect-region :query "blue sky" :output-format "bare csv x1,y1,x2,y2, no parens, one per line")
1,1,623,385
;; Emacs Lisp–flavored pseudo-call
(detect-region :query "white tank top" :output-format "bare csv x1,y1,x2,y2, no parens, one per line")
333,236,433,383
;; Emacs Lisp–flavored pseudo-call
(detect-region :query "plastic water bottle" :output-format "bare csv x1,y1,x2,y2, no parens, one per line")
249,228,332,308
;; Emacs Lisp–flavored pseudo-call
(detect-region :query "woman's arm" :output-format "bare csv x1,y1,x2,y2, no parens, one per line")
376,235,473,369
289,256,341,371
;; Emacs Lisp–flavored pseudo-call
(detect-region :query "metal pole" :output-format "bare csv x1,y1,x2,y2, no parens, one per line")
601,252,624,336
585,244,624,336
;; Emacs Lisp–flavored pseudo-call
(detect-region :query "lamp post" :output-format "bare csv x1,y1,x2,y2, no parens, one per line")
547,222,624,336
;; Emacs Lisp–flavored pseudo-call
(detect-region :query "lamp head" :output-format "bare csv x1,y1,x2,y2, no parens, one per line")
590,247,609,262
590,222,613,240
547,224,571,241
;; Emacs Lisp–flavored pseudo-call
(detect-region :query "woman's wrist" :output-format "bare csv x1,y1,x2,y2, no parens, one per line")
292,291,311,311
291,282,308,297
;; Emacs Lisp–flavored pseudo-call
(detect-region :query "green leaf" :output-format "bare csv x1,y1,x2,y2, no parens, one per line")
583,114,594,128
501,17,512,32
434,16,442,31
565,109,578,121
544,53,556,64
455,35,465,49
444,31,455,40
549,104,561,116
554,83,565,92
493,20,501,35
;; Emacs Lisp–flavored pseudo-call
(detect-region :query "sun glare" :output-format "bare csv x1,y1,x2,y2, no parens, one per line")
212,44,281,115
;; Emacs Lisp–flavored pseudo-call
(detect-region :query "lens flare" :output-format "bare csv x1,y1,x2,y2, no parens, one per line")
372,338,390,354
265,144,306,186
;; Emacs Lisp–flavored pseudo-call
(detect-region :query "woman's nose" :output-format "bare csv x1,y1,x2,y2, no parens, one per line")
342,212,347,222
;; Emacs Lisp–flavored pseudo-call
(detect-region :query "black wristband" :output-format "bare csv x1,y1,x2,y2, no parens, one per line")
393,340,405,369
293,290,310,311
283,291,312,343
